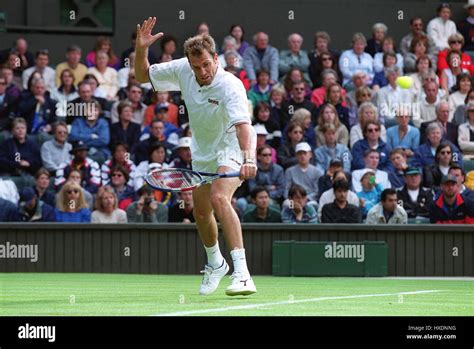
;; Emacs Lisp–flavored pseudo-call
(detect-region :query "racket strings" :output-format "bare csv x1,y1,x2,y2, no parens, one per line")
150,169,201,190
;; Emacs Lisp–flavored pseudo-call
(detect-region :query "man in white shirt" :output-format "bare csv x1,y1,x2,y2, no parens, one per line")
376,67,413,126
412,81,443,128
22,50,56,92
134,17,257,296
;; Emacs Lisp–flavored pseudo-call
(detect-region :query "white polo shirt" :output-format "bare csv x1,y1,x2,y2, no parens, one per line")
148,58,250,172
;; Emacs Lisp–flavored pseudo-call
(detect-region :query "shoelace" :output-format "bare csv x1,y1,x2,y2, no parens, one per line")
200,265,213,284
229,272,243,282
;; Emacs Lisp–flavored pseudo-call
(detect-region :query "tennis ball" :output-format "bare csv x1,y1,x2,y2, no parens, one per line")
396,76,413,89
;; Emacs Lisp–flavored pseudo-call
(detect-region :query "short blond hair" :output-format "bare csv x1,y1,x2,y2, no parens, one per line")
183,34,216,58
291,108,311,126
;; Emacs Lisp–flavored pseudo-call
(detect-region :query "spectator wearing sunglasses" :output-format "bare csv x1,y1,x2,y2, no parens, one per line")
351,121,393,172
437,33,474,75
248,144,285,204
55,181,91,223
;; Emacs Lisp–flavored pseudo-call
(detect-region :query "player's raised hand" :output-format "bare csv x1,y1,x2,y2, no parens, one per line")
136,17,164,50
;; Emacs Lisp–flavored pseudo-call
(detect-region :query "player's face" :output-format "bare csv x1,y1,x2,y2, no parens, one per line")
188,51,218,86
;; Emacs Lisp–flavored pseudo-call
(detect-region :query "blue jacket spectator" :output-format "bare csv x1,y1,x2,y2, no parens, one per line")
413,140,462,168
351,138,392,171
55,208,91,223
18,187,56,222
0,118,42,176
55,181,91,223
17,81,57,134
243,32,279,83
386,124,420,151
69,111,111,161
315,144,352,174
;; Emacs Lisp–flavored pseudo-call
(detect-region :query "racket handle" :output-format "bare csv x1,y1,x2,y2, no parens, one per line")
220,171,241,178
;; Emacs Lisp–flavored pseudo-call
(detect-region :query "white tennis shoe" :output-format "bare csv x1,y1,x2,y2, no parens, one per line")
199,260,229,295
225,271,257,296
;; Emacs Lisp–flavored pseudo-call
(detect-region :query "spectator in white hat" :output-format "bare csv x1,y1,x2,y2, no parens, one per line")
284,142,323,203
170,137,192,170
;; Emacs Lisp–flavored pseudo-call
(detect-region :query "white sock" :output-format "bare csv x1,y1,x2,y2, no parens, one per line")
230,248,249,275
204,243,224,268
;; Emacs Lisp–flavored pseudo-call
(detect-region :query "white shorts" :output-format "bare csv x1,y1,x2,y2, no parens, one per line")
192,146,242,174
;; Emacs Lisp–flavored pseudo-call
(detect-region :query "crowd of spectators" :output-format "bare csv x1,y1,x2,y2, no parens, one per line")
1,4,474,224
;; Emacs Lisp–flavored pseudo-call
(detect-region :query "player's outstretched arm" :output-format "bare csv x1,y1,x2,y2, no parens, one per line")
235,123,257,180
135,17,164,83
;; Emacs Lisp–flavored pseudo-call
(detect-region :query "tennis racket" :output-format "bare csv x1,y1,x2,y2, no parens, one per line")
144,168,241,192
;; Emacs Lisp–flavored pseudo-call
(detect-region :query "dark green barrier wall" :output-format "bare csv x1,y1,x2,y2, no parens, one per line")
0,223,472,276
273,241,388,276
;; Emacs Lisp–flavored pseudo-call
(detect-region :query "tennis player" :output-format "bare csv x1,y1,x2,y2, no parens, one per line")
135,17,257,296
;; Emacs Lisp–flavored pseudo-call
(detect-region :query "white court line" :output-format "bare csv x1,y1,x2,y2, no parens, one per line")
153,290,444,316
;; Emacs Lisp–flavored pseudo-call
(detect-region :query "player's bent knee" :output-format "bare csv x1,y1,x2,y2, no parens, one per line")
210,192,229,211
192,208,213,222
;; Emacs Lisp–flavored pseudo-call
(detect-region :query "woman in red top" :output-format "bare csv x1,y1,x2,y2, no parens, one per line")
437,33,474,75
